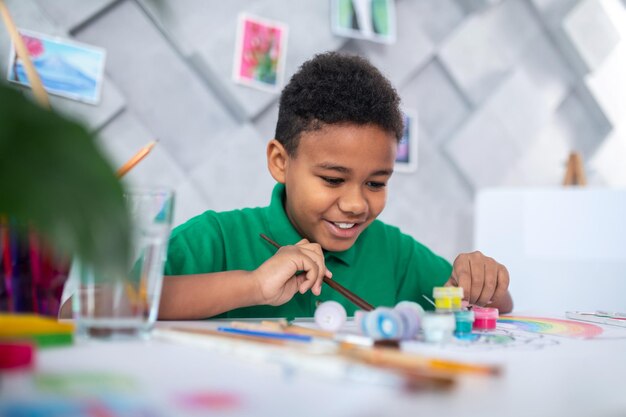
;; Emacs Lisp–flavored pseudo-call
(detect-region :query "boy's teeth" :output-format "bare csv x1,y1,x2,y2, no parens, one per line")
334,222,355,229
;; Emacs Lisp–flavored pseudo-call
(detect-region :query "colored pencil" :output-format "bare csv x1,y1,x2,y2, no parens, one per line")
259,234,375,311
339,343,501,376
0,0,50,109
0,217,13,312
217,326,313,342
116,140,157,178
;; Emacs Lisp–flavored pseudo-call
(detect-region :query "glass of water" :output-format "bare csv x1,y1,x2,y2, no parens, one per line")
73,188,174,340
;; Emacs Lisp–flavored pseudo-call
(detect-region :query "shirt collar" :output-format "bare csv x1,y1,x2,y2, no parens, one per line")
265,183,358,267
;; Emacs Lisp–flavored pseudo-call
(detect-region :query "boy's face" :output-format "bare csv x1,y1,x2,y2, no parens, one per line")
269,123,397,252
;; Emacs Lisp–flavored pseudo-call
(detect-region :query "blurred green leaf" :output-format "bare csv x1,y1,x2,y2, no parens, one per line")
0,83,131,277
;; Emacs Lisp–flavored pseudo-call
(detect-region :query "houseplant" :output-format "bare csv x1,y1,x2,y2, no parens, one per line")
0,83,131,302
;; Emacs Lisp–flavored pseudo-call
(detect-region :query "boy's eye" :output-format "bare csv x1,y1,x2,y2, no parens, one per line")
321,176,344,185
367,181,386,190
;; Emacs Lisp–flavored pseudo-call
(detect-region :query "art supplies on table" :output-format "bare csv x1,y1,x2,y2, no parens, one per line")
0,341,35,370
0,313,74,347
565,311,626,328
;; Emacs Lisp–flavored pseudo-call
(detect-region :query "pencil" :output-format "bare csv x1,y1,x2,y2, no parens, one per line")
259,233,375,311
217,326,313,342
116,140,157,178
339,343,501,376
0,0,50,109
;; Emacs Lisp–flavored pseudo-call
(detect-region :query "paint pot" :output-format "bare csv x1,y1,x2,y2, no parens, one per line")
433,287,464,312
454,310,475,336
361,307,405,340
421,312,455,343
472,307,499,331
0,342,35,370
394,301,424,339
314,301,347,332
354,309,366,330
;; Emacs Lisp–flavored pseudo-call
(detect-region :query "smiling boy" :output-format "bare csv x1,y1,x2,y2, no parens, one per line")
158,52,512,320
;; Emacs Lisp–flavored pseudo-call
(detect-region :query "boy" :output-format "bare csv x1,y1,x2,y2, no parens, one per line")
158,52,512,320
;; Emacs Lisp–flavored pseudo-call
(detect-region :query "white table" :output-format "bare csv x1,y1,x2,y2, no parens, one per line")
1,314,625,417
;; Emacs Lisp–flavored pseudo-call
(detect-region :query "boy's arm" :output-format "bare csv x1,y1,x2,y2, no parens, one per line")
159,239,332,320
159,270,261,319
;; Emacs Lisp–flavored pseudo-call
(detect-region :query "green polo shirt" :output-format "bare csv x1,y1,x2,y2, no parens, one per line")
164,183,452,318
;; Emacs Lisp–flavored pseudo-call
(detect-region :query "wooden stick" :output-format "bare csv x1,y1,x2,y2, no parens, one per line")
116,141,157,178
339,343,501,376
563,151,587,186
0,0,50,109
259,233,375,311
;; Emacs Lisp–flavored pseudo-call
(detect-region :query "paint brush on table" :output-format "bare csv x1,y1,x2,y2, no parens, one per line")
259,234,375,311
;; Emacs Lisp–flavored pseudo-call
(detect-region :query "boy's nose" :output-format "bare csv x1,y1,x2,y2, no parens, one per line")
338,187,368,215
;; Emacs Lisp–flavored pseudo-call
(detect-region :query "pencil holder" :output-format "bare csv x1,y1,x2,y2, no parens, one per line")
0,218,70,316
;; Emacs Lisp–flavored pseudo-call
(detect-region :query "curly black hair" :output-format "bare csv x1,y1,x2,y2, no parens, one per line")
274,52,403,155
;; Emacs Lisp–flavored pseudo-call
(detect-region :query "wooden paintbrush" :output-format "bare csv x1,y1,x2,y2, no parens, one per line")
259,233,374,311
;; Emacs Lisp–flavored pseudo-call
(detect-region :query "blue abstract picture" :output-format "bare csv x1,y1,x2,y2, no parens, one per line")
7,30,106,105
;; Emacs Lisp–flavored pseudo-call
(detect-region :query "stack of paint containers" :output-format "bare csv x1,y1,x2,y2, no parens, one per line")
350,301,425,341
421,287,461,343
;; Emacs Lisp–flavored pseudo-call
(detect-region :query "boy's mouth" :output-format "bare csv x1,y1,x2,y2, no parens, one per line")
324,219,363,239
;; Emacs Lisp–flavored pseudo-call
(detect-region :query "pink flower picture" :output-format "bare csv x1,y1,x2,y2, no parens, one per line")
233,14,288,92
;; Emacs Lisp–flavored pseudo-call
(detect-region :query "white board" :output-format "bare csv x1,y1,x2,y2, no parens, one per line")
474,188,626,313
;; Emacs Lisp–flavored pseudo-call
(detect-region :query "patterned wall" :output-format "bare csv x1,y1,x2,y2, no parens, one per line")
2,0,625,261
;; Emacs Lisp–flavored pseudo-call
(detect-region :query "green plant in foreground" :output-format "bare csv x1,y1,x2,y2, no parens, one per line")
0,83,131,278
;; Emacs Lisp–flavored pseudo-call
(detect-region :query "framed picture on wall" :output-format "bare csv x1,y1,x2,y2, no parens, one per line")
7,29,106,105
232,13,288,93
395,109,418,173
330,0,396,44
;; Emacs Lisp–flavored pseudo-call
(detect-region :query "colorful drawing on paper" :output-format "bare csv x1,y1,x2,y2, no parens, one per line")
331,0,396,44
395,109,418,173
7,30,106,104
498,316,604,338
233,14,288,92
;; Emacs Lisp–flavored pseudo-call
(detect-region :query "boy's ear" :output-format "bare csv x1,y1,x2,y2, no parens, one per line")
267,139,288,184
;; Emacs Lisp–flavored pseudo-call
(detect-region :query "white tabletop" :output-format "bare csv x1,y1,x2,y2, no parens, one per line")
1,314,625,417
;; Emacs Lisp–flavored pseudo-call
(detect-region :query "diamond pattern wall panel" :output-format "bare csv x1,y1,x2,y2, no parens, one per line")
72,0,238,172
2,0,625,260
33,0,118,32
1,0,124,131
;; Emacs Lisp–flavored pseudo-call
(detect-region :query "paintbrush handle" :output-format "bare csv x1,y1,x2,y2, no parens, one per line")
259,234,375,311
321,276,373,311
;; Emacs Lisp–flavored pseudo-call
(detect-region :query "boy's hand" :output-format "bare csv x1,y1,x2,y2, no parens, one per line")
446,251,510,309
252,239,332,306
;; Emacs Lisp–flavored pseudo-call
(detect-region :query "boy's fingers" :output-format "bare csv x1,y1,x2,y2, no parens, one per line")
294,253,320,294
477,261,497,306
468,256,485,304
299,245,329,291
493,264,510,303
454,257,472,301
